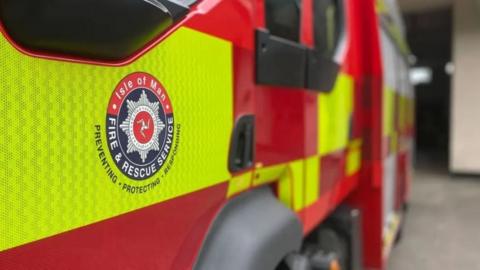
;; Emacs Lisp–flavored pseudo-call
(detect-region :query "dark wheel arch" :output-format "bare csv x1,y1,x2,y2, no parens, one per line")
194,186,303,270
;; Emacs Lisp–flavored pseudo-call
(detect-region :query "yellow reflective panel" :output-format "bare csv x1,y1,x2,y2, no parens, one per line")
253,163,288,187
259,160,304,211
0,27,233,251
227,172,252,198
304,156,320,207
278,169,293,209
346,139,362,176
375,0,389,14
289,160,305,211
383,87,395,137
318,73,354,156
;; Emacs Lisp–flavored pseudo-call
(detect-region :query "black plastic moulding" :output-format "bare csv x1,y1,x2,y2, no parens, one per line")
256,29,308,89
306,48,340,92
0,0,195,61
256,28,340,93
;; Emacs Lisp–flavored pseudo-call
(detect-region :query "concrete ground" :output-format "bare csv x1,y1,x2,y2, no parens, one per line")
388,165,480,270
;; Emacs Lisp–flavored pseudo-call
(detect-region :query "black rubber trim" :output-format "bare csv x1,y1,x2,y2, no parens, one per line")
256,29,308,88
256,29,340,92
0,0,194,60
228,115,255,173
306,49,340,92
194,187,303,270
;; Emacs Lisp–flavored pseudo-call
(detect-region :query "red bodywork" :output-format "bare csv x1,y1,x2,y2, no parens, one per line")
0,1,411,270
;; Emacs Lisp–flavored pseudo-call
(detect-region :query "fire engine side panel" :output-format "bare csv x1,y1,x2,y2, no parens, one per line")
253,0,364,235
378,0,415,261
0,0,415,269
253,0,322,216
0,183,228,270
185,0,258,197
345,1,385,269
381,28,398,237
300,0,365,234
0,0,263,267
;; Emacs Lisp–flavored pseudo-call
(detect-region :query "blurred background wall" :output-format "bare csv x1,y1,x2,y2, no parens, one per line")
400,2,452,169
389,3,480,269
399,0,480,174
450,0,480,174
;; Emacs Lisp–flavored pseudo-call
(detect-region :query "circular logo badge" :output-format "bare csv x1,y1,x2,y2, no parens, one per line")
106,72,174,180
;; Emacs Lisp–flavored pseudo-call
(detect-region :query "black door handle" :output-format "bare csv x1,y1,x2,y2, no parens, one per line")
229,115,255,172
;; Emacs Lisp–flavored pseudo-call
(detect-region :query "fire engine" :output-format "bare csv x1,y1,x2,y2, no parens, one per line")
0,0,414,269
